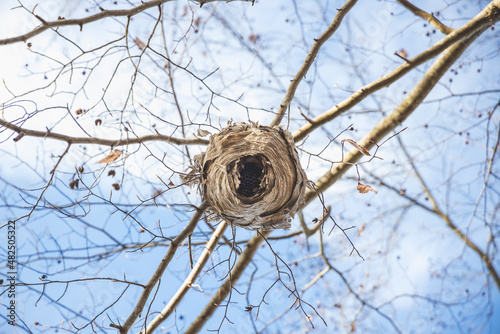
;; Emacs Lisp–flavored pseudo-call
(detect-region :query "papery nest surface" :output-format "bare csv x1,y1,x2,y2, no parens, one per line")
184,122,307,230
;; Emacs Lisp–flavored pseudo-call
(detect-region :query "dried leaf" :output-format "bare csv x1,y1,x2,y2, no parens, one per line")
95,119,102,126
75,108,83,115
168,181,174,186
357,182,378,194
108,170,116,177
249,33,260,44
357,225,365,236
194,17,201,27
397,49,408,58
342,139,371,156
197,128,210,137
134,37,146,50
69,179,79,189
98,149,122,164
112,183,120,190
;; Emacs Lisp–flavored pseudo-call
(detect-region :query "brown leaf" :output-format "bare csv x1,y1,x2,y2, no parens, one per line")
112,183,120,191
194,17,201,27
342,139,371,156
168,181,174,186
134,37,146,50
397,49,408,58
98,149,122,164
357,182,378,194
249,33,260,44
95,119,102,126
108,170,116,177
69,179,79,189
197,128,210,137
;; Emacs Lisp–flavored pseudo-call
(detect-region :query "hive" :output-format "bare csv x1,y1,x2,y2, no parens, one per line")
184,122,307,230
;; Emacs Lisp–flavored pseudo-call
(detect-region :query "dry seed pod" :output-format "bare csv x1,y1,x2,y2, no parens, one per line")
185,122,307,230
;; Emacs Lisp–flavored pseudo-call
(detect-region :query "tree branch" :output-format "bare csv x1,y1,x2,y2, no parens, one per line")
0,118,208,146
0,0,254,45
181,6,500,331
396,0,454,35
269,0,358,127
317,230,403,333
398,140,500,292
184,229,268,333
294,0,500,142
20,143,71,221
140,221,229,334
300,22,490,206
116,201,209,334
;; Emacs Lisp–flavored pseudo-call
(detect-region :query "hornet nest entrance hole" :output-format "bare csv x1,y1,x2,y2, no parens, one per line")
237,156,264,198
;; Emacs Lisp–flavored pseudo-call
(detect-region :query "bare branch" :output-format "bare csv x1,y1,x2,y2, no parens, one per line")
294,0,500,142
140,221,229,334
398,139,500,291
184,229,268,334
317,232,403,333
0,118,208,146
117,201,209,334
269,0,358,127
0,0,254,45
301,12,495,205
396,0,454,35
13,143,71,221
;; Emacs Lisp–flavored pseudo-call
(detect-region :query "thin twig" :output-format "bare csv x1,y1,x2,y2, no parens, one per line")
140,221,228,334
0,0,255,45
293,1,500,142
269,0,358,127
117,201,209,334
397,138,500,292
396,0,454,35
184,229,267,334
0,118,208,146
301,19,492,206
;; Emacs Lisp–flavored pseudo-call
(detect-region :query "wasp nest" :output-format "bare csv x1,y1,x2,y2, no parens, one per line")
185,122,307,230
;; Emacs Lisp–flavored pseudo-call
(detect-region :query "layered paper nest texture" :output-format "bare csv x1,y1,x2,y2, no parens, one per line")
192,122,307,230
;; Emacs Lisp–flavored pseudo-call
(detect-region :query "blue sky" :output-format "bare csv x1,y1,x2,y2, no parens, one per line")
1,0,499,333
